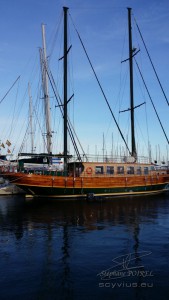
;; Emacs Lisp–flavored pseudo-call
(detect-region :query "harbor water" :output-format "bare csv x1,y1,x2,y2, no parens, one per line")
1,193,169,299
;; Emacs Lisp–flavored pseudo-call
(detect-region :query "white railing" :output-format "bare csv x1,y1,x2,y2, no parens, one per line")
69,154,150,164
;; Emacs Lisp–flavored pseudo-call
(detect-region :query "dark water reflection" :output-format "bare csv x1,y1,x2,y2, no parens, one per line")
0,193,169,299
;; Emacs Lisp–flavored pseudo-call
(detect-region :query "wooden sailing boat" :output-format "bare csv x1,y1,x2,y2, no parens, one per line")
0,7,169,199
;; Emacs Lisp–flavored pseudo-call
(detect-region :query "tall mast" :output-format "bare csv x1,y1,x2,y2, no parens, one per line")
28,83,34,153
127,7,137,159
41,24,52,154
103,132,105,161
63,7,68,174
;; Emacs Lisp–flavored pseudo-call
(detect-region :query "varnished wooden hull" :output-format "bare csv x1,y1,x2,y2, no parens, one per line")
1,172,169,199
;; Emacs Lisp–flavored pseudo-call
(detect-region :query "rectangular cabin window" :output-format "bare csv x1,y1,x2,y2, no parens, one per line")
107,166,114,175
95,166,104,174
127,166,134,175
117,166,124,174
144,167,149,175
136,167,142,175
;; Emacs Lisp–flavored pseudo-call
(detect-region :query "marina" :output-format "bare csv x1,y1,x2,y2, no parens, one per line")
0,7,169,199
0,1,169,299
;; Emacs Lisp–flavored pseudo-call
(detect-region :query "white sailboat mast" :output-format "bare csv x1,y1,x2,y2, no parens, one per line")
41,23,52,154
28,83,34,153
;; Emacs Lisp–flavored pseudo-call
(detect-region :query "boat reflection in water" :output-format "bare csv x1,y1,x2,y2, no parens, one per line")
1,194,169,299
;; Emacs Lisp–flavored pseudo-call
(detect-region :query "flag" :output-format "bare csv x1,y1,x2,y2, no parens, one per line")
1,143,5,148
6,140,11,147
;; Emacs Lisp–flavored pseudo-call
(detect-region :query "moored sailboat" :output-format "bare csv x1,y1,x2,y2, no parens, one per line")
0,155,25,195
0,7,169,199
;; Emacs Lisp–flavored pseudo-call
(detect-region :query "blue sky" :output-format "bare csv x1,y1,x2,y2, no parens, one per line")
0,0,169,162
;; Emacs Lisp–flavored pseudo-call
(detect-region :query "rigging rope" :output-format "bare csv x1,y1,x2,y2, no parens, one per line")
69,14,132,156
0,76,20,105
46,65,86,161
8,76,20,139
135,58,169,144
134,17,169,107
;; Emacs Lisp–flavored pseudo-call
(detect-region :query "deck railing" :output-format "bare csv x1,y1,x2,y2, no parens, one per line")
69,154,150,164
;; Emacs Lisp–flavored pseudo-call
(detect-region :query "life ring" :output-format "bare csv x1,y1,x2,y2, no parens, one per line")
86,167,92,175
